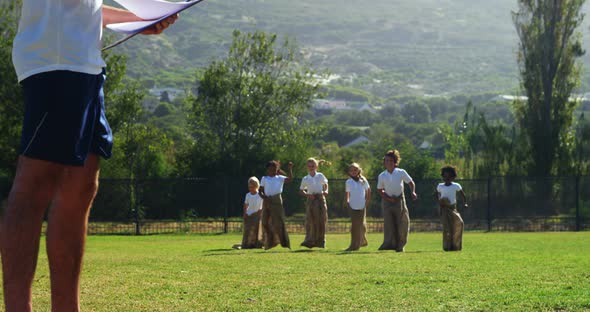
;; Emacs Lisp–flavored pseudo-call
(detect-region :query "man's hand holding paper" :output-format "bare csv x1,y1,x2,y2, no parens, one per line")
103,0,205,50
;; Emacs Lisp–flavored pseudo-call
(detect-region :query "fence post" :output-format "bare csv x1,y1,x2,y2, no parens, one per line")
134,179,141,235
223,176,229,234
487,176,492,232
576,175,581,232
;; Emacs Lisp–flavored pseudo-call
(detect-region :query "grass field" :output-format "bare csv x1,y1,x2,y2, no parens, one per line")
10,232,590,311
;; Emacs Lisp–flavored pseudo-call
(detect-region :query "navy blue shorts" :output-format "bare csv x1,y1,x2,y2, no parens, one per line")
19,70,113,166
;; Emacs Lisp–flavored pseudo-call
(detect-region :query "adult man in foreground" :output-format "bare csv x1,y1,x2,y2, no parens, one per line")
0,1,177,310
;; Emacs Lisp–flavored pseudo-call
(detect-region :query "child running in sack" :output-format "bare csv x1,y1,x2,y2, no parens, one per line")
437,165,468,251
299,158,329,249
345,163,371,251
377,150,417,252
260,160,293,250
238,177,264,249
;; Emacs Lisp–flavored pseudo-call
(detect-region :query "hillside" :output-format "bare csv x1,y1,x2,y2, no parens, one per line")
105,0,590,97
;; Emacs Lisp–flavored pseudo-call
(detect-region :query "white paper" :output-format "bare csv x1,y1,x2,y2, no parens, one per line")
112,0,201,20
103,0,206,50
106,18,166,35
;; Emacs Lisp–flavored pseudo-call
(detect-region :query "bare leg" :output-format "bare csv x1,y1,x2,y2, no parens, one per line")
1,157,63,312
46,154,100,312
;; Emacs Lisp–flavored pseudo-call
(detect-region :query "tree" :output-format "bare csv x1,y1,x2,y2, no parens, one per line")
512,0,586,175
99,49,176,180
401,100,431,123
189,30,323,176
571,112,590,175
0,1,23,175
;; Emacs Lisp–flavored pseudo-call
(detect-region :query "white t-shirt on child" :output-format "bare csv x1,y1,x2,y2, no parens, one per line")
244,192,263,216
300,172,328,195
377,168,413,197
437,182,462,205
260,175,287,197
346,178,370,210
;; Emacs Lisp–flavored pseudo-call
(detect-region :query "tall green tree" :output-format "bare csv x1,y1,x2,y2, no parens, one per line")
100,51,176,179
189,30,323,176
512,0,585,175
0,1,22,176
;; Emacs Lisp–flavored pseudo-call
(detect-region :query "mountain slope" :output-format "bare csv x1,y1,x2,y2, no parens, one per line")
105,0,590,97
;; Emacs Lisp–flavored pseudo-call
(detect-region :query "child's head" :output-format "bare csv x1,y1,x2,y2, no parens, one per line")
383,150,401,171
348,162,363,180
306,158,325,173
266,160,280,176
248,176,260,193
306,158,319,173
441,165,458,183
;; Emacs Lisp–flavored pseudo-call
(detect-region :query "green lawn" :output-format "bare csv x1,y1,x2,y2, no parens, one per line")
13,232,590,311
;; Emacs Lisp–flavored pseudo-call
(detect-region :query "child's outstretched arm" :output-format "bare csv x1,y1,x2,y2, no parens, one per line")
284,162,294,184
459,189,468,209
436,191,442,215
346,191,351,208
408,181,418,200
243,203,248,219
259,186,267,198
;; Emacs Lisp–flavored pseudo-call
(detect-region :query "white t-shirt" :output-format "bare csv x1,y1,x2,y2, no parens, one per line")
244,192,263,216
377,168,413,197
346,178,370,210
260,175,287,197
12,0,107,82
300,172,328,195
437,182,462,205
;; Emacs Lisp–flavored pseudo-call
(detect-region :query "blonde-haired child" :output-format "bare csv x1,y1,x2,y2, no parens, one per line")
260,160,293,250
345,163,371,251
437,166,468,251
377,149,417,252
299,158,329,248
240,177,263,249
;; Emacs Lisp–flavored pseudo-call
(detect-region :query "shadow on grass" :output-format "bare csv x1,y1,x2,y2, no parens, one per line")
334,250,441,255
402,250,441,254
292,249,317,253
335,251,383,255
202,247,296,256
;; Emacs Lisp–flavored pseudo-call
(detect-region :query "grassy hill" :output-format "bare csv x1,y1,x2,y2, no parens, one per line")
105,0,590,97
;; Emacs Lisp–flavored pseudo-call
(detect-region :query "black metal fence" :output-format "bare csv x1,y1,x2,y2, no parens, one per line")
0,176,588,234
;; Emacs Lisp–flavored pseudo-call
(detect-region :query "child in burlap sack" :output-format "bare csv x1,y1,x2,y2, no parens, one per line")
436,166,468,251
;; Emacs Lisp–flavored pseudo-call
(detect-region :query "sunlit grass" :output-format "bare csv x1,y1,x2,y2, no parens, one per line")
10,232,590,311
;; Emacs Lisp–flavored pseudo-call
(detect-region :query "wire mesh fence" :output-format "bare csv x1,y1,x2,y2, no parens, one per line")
0,176,588,234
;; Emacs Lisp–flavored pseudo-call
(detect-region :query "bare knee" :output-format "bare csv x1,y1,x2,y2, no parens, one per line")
52,174,99,217
79,177,99,200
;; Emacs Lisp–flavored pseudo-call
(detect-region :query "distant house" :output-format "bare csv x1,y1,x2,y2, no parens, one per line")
313,99,349,110
419,141,431,149
490,94,589,103
357,103,376,114
489,95,528,102
342,136,369,148
149,88,185,101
